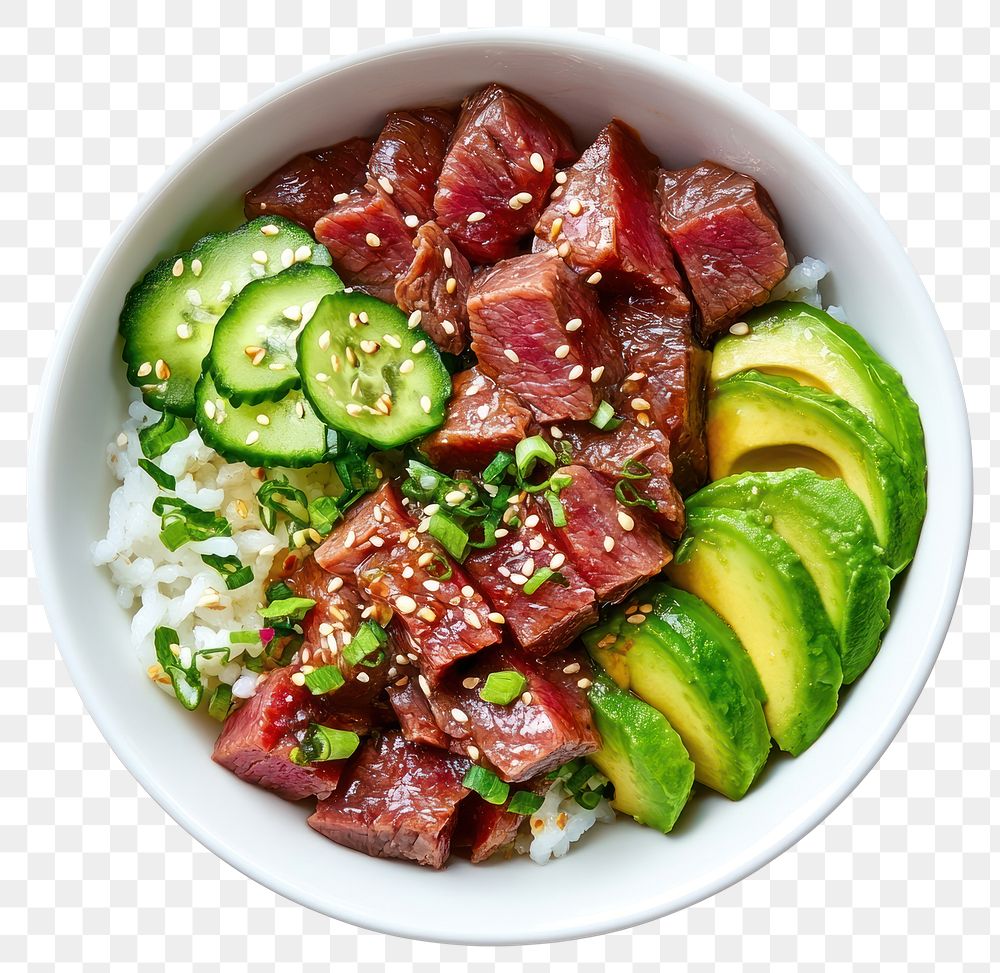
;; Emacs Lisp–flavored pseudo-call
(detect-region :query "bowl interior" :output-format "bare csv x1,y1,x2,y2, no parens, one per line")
30,32,970,945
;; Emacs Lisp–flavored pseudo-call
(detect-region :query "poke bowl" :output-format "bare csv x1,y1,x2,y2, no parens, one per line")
28,30,971,944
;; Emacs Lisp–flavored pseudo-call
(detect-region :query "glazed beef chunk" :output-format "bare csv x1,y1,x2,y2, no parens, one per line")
434,84,577,263
468,253,623,424
547,465,671,602
313,188,415,302
605,290,709,495
212,667,347,801
308,732,470,869
419,368,533,472
556,420,686,539
387,672,450,749
244,136,372,230
424,646,599,782
394,220,472,355
658,161,789,343
534,119,689,300
464,497,597,655
369,108,455,224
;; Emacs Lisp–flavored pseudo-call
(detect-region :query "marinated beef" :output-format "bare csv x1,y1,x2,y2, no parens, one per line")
604,290,709,494
418,368,534,471
658,161,789,342
547,465,671,602
556,420,686,539
468,253,623,424
534,120,688,298
424,646,599,782
387,672,450,749
212,666,347,801
313,188,415,302
244,137,372,230
308,732,470,869
369,108,455,224
464,498,597,655
434,84,576,263
394,221,472,355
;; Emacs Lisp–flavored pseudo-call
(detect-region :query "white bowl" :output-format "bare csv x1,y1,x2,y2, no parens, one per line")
29,30,971,945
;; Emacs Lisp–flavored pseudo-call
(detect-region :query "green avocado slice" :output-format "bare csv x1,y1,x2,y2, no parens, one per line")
707,370,925,573
691,470,892,684
711,301,926,482
664,506,843,756
584,583,770,800
586,672,695,833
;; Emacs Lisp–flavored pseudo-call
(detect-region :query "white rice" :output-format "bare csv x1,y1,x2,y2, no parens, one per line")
768,254,829,308
93,396,338,697
516,777,616,865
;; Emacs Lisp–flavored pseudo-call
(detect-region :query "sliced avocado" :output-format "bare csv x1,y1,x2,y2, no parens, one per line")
584,583,770,800
691,470,892,684
664,506,842,756
707,370,924,573
711,302,926,481
586,672,694,833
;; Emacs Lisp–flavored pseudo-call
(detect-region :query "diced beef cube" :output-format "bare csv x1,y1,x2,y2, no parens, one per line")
369,108,455,224
308,732,470,869
534,120,687,299
556,421,686,539
418,368,534,471
313,188,415,302
424,646,599,782
604,291,709,494
434,84,576,263
394,221,472,354
464,498,597,655
658,161,789,342
468,253,623,424
453,775,548,863
244,137,372,230
212,666,346,801
548,465,671,602
356,534,500,685
387,672,449,749
314,482,411,577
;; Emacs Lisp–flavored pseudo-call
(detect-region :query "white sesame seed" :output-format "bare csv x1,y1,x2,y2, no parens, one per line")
420,395,432,414
451,707,469,723
508,196,524,210
176,323,192,340
627,614,646,625
268,362,286,371
528,535,544,551
318,330,331,350
290,671,306,686
401,565,415,579
404,214,419,228
256,414,270,426
504,349,520,363
252,250,269,265
327,577,344,595
591,365,605,382
617,511,635,531
563,662,581,674
171,258,184,276
551,186,564,199
365,232,381,248
218,280,233,300
186,288,202,306
467,211,486,223
516,191,533,204
137,361,152,377
468,745,481,760
191,258,203,277
555,171,568,184
577,678,592,689
729,321,750,336
377,175,394,194
116,432,129,447
476,404,490,420
444,489,466,506
418,674,431,695
441,320,456,336
568,364,584,380
395,595,418,614
418,606,437,622
586,271,603,285
356,671,371,683
557,242,571,258
631,397,651,411
360,339,379,355
549,217,564,240
512,541,525,553
529,152,545,172
280,248,294,268
282,305,302,322
604,536,615,552
315,372,329,383
464,609,482,630
358,311,369,324
521,691,533,705
443,248,453,269
510,573,528,585
245,430,260,446
551,425,563,439
462,676,481,690
294,245,312,262
154,359,170,380
260,223,280,235
488,612,506,625
411,339,427,354
346,346,358,366
407,536,420,550
524,514,540,528
568,198,583,216
521,558,535,578
445,276,457,295
333,192,349,203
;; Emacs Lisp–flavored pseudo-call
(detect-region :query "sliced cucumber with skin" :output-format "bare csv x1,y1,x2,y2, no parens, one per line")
121,216,331,417
297,292,452,449
194,371,328,468
208,264,344,406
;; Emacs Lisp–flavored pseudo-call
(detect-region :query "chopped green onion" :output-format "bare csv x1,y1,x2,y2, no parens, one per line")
303,665,346,695
138,458,176,490
289,724,360,765
462,765,510,805
201,554,254,590
230,630,262,644
428,511,468,561
256,477,309,531
565,762,597,795
208,683,233,721
479,670,528,705
673,536,694,565
515,435,557,479
589,399,622,430
258,597,316,622
360,649,386,668
153,626,180,670
547,472,573,494
307,495,342,536
425,553,453,581
621,457,652,480
158,519,190,551
545,491,567,528
138,412,187,459
265,580,295,603
507,791,545,815
166,666,203,710
152,497,232,551
575,789,603,810
614,479,657,510
482,450,515,484
273,633,302,668
522,566,567,596
547,758,584,781
343,620,388,666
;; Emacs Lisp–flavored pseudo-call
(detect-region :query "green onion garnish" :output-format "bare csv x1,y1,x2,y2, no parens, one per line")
620,457,652,480
256,476,310,532
515,435,557,479
522,565,567,596
462,765,510,805
482,450,515,484
614,479,657,510
289,724,360,765
303,664,346,695
265,580,295,603
425,553,453,581
138,412,188,459
589,399,622,430
575,789,603,810
307,495,342,536
152,625,204,711
478,670,528,705
152,497,232,552
565,762,597,795
207,683,233,721
258,596,316,622
201,554,254,590
428,511,469,561
343,620,388,666
507,791,545,815
545,491,567,528
138,458,176,490
230,630,262,644
547,472,573,494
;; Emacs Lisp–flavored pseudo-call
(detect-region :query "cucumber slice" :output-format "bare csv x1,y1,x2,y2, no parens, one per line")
208,264,344,406
297,292,451,449
194,371,329,468
121,217,331,416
